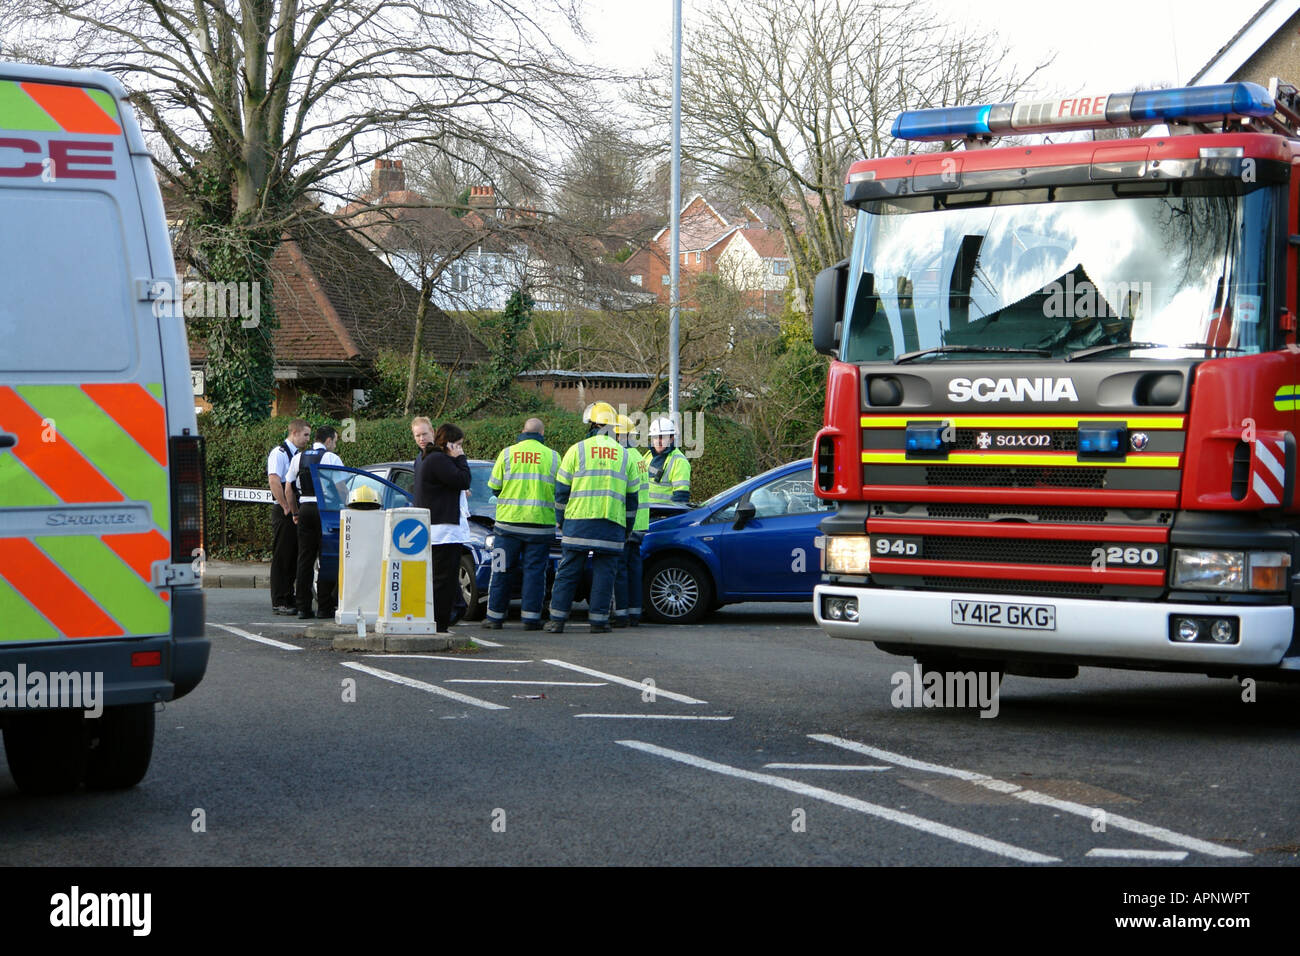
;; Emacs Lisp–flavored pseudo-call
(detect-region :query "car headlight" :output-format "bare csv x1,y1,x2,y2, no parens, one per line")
1171,550,1244,590
826,536,872,574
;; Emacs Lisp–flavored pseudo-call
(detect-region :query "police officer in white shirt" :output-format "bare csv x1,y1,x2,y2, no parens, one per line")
267,419,311,615
285,425,344,619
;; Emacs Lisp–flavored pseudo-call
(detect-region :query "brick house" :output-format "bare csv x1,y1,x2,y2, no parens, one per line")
1190,0,1300,86
621,194,791,315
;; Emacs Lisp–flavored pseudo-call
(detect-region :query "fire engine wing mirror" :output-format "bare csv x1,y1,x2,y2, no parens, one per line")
733,500,757,531
812,258,850,356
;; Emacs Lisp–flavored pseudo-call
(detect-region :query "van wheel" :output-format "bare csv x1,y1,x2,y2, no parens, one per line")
3,711,86,795
459,552,485,621
84,703,155,790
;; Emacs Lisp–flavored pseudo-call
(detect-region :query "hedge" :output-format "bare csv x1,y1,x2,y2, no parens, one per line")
199,410,761,559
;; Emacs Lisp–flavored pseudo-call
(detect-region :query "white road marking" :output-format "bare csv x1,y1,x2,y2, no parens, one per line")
213,623,302,651
249,622,311,628
368,654,533,663
619,740,1058,864
763,763,891,772
576,714,732,720
341,662,508,710
811,734,1250,860
543,659,706,704
1086,849,1188,861
445,679,607,687
473,637,504,648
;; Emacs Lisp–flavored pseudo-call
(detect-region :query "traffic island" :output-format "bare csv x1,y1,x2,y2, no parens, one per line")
299,621,471,653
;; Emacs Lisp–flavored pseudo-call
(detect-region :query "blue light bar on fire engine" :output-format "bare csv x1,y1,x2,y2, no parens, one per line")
891,83,1275,142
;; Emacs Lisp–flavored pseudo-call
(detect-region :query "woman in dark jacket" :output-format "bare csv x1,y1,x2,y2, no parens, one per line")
414,423,472,633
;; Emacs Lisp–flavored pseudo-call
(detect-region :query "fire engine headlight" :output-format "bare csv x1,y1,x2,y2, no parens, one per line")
1247,551,1291,591
826,536,872,574
1171,549,1245,590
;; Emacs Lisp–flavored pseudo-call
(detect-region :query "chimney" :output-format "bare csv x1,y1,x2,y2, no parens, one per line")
370,158,406,198
468,184,495,209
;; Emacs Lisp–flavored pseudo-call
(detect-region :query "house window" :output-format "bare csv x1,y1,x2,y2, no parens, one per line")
662,274,671,286
630,274,643,287
695,251,702,263
772,260,790,276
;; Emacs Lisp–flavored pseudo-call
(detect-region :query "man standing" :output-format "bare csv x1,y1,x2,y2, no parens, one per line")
646,415,691,509
411,416,435,469
285,425,344,620
482,417,558,631
546,402,637,634
267,419,310,615
612,414,648,628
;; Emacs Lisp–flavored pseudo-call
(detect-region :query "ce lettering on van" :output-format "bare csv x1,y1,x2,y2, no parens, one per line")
0,138,115,180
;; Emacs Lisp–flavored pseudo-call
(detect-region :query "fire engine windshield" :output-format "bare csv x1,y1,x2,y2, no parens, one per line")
840,183,1279,363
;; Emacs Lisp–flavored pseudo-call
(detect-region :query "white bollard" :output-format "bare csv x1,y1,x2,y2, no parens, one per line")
374,508,439,635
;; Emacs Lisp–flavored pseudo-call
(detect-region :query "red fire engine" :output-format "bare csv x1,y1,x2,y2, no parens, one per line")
812,81,1300,683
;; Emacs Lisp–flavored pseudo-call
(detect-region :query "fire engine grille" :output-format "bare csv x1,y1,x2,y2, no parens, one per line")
920,576,1104,596
919,536,1100,566
920,504,1108,523
923,465,1106,488
953,429,1079,451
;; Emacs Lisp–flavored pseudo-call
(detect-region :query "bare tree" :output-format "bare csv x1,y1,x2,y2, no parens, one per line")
1,0,602,422
637,0,1050,305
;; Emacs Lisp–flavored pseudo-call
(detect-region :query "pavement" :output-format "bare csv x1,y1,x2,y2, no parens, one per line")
202,558,271,589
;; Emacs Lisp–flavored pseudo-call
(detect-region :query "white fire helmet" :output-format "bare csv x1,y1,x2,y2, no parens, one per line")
648,416,676,438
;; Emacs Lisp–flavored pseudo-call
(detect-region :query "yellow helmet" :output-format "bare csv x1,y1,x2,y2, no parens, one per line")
347,485,382,509
583,401,618,427
614,413,634,436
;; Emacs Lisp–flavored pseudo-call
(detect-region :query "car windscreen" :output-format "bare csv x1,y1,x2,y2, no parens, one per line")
468,461,496,517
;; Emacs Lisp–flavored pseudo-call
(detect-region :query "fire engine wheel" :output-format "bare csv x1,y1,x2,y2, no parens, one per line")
2,710,87,796
644,556,714,625
459,552,485,621
84,703,155,790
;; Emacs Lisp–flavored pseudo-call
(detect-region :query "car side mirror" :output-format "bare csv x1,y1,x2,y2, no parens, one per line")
733,501,756,531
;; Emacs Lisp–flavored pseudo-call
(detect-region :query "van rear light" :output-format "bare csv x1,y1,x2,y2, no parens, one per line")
132,651,162,667
170,435,206,564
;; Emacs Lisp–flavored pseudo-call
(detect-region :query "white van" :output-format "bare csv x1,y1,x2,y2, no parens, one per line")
0,62,208,794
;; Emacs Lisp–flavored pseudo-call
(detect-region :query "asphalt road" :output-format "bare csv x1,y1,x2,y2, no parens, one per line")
2,588,1297,867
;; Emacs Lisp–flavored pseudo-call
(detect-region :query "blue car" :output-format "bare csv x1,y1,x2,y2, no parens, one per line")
640,459,831,624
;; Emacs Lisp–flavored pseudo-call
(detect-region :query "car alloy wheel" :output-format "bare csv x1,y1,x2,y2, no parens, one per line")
646,557,712,624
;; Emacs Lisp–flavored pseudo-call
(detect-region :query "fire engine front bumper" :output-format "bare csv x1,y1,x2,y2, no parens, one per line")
814,584,1293,668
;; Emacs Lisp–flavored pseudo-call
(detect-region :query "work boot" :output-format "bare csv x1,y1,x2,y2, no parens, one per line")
523,622,543,631
611,617,629,629
589,622,611,634
481,619,503,630
544,620,565,633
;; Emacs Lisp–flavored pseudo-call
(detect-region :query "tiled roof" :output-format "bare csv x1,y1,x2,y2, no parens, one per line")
187,213,489,369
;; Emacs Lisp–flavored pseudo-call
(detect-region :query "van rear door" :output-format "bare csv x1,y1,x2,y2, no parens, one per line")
0,73,172,646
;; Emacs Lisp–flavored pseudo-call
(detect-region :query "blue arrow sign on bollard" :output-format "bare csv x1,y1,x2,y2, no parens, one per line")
392,517,429,556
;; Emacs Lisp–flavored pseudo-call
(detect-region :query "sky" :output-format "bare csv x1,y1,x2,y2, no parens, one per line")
582,0,1263,96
